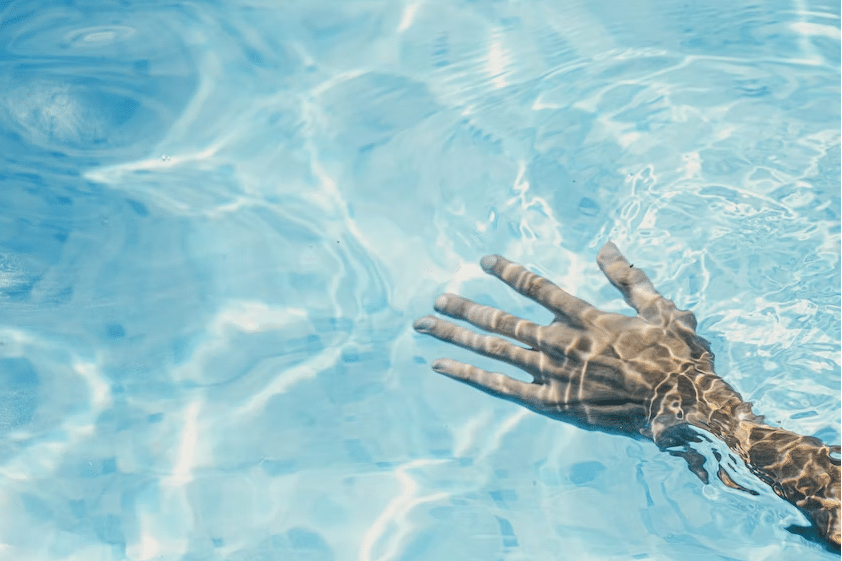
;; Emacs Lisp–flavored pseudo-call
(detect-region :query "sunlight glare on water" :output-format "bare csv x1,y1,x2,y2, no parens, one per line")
0,0,839,560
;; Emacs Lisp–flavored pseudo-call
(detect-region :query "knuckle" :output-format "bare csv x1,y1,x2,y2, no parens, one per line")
485,337,507,356
572,335,593,354
526,273,548,294
674,309,698,330
500,314,521,335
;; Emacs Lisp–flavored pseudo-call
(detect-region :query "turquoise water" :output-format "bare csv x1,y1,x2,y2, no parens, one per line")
0,0,839,559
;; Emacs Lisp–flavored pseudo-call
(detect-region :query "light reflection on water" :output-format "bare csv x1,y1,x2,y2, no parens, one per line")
0,0,838,559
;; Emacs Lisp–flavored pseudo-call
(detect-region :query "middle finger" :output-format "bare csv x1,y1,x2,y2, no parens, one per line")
433,292,542,348
413,315,542,374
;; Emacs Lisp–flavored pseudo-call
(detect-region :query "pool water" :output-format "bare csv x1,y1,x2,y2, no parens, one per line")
0,0,839,559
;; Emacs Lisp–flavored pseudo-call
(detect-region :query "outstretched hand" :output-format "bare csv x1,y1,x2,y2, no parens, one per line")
413,241,840,548
413,242,746,444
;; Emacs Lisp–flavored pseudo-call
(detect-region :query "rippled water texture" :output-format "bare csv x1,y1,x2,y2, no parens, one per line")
0,0,839,560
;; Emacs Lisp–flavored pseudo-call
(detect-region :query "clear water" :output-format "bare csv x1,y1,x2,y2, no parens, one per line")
0,0,839,559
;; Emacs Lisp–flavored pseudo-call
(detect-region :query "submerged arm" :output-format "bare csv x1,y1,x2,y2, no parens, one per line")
732,421,840,546
413,241,840,547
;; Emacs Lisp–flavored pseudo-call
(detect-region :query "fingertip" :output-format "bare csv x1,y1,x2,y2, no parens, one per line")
480,255,499,272
433,294,449,312
431,358,453,372
597,240,620,261
413,316,435,332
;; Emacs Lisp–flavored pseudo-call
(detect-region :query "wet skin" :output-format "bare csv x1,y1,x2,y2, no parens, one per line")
413,241,841,548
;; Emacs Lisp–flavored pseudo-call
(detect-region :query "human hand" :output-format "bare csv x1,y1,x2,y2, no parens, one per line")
413,242,748,444
413,242,840,548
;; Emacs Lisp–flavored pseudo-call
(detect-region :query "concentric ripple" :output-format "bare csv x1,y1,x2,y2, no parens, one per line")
0,1,197,164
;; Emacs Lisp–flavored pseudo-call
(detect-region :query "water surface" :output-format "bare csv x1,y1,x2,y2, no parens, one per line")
0,0,839,559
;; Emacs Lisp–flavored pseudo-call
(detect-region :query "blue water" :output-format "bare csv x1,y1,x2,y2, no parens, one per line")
0,0,839,559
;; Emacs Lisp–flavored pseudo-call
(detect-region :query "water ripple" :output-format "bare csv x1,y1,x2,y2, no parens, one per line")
0,1,197,165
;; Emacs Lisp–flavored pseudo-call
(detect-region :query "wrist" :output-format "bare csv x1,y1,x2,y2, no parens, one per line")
653,371,756,446
724,420,841,546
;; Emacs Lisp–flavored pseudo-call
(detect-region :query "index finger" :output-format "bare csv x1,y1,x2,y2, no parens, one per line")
480,254,598,325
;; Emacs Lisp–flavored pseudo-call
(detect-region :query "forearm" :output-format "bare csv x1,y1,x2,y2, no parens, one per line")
721,420,840,546
651,371,841,547
415,244,840,547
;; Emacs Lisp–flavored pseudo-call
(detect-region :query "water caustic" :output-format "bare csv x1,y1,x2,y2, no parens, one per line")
0,0,838,560
414,242,841,547
1,9,195,167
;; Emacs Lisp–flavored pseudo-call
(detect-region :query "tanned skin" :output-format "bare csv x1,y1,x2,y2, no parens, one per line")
413,241,840,548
